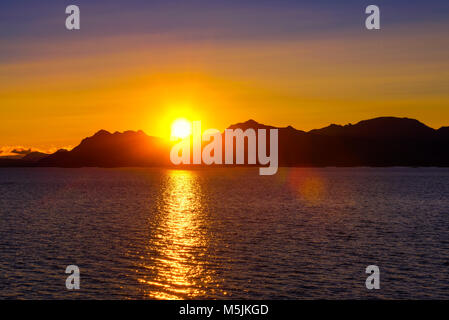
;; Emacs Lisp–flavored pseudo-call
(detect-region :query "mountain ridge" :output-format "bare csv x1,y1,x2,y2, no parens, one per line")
1,116,448,167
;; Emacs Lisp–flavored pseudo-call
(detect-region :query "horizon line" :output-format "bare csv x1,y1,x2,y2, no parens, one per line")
1,115,448,157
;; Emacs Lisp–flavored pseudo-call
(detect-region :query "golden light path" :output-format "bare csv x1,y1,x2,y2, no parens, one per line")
138,170,218,299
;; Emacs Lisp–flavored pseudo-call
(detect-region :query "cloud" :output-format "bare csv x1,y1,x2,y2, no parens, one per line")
11,148,32,155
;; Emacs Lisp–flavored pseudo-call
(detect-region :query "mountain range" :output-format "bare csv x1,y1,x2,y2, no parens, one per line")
1,117,448,167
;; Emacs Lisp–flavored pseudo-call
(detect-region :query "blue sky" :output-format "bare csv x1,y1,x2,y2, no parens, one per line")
1,0,448,40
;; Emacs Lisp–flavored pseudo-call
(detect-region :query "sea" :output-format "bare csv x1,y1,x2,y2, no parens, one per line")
0,167,448,299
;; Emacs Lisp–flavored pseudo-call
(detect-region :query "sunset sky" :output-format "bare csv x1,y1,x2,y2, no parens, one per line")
1,0,448,153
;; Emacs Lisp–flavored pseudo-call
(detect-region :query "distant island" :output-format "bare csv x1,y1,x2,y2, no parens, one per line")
1,117,449,167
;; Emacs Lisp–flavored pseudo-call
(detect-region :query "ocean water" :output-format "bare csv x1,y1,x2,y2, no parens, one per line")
0,167,448,299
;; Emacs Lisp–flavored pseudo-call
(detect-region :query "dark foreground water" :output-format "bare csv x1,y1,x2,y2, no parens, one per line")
0,167,448,299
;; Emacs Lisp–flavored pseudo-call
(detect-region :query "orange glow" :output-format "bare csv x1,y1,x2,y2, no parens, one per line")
286,168,327,204
1,25,448,150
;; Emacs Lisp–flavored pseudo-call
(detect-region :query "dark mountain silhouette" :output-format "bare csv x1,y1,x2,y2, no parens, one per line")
1,117,448,167
226,117,449,166
438,126,449,139
38,130,170,167
21,151,50,162
227,119,279,131
308,117,436,139
0,149,49,162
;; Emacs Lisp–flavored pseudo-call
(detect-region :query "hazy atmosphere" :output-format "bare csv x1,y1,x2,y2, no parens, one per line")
1,0,448,153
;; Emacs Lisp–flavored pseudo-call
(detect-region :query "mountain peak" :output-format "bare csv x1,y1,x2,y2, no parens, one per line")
93,129,111,137
227,119,275,130
309,116,435,139
243,119,260,125
357,116,426,127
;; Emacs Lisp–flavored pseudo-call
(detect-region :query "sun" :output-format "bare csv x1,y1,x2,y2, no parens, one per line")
170,118,192,140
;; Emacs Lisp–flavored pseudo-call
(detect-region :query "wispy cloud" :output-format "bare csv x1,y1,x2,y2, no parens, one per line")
0,146,72,157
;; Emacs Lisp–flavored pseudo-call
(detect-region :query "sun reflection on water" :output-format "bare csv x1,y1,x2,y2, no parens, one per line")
138,170,218,299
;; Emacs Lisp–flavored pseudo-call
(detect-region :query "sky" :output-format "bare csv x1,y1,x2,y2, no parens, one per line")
1,0,448,153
